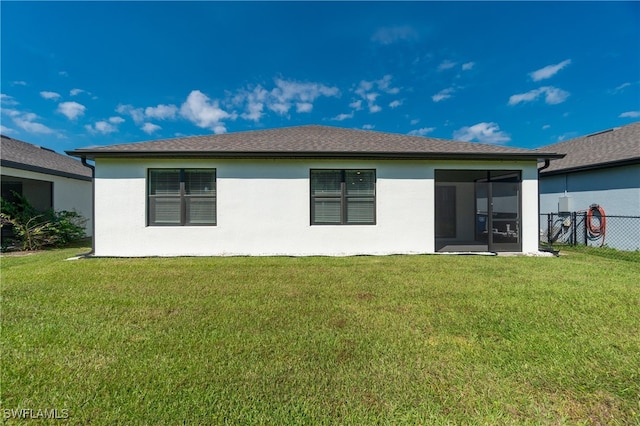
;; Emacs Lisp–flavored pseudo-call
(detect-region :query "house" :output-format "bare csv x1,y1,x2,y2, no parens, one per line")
1,135,93,236
67,125,562,257
538,122,640,250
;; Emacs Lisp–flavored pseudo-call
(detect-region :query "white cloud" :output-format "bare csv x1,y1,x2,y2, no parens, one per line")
432,87,456,103
85,116,126,134
438,60,457,71
354,75,399,113
85,121,117,134
145,104,178,120
212,125,227,134
542,124,551,130
408,127,435,136
12,81,27,86
142,122,161,134
349,100,363,110
1,125,16,134
365,92,379,103
615,82,631,91
57,101,86,120
375,75,400,95
612,82,631,94
543,87,570,104
371,26,418,45
529,59,571,81
619,111,640,118
461,62,475,71
8,111,55,134
1,94,19,106
332,112,354,121
362,124,375,130
389,99,403,108
1,108,20,117
410,119,420,125
268,78,339,116
269,102,289,116
70,88,85,96
508,86,570,106
236,85,268,122
453,122,511,144
116,104,145,124
40,91,61,100
180,90,234,133
296,102,313,113
58,71,68,77
508,90,540,105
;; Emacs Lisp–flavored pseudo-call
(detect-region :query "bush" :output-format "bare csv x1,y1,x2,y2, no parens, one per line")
0,193,87,251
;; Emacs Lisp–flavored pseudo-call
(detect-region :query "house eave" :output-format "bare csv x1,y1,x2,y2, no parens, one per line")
66,150,564,162
540,157,640,176
1,159,93,182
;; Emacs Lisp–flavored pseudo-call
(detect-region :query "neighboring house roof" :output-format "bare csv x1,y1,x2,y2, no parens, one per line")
67,125,563,161
1,135,92,181
537,121,640,176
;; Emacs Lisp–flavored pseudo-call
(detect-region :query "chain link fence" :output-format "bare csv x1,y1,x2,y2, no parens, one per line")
540,212,640,253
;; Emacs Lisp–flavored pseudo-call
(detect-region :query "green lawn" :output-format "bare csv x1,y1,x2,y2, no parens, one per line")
2,248,639,424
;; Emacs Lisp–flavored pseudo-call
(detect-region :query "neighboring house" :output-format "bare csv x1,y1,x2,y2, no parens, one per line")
67,125,561,257
1,134,93,236
538,122,640,249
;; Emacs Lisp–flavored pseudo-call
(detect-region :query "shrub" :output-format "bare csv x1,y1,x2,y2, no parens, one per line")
0,193,87,251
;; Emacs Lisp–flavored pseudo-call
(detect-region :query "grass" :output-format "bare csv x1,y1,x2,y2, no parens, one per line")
1,247,639,424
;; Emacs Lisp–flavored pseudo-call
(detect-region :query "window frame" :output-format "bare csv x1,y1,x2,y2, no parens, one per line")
310,169,376,225
147,168,217,227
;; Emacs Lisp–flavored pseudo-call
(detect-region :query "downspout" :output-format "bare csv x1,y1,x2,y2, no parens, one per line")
81,157,95,255
537,159,554,253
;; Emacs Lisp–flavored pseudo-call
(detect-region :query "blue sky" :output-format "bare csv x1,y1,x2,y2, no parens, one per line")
1,1,638,154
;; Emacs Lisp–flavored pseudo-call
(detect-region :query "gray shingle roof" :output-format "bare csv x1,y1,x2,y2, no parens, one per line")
67,125,562,161
538,122,640,175
1,135,92,181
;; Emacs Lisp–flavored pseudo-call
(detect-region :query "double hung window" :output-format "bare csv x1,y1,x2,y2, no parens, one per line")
148,169,216,226
310,169,376,225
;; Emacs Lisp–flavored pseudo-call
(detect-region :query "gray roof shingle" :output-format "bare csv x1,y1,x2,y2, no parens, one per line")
1,135,92,181
537,122,640,175
67,125,563,161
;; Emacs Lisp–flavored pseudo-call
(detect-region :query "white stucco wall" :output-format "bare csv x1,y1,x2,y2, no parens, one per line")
93,158,540,256
2,167,93,236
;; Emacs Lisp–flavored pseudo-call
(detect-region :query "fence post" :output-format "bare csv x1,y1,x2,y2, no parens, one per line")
571,211,577,246
583,212,588,246
547,213,553,247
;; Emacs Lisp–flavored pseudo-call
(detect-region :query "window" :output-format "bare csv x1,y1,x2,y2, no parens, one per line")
310,169,375,225
148,169,216,226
